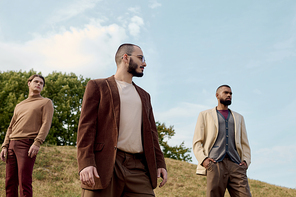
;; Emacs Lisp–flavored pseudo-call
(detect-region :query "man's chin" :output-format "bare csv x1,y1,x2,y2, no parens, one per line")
220,100,231,106
134,73,144,77
130,71,144,77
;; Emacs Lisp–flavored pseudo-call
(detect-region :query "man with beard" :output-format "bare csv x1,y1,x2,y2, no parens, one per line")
77,43,167,197
192,85,252,197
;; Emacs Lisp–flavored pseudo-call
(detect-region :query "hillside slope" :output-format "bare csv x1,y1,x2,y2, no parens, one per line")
0,145,295,197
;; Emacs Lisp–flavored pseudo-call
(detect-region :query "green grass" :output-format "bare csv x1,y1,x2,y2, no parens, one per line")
0,145,295,197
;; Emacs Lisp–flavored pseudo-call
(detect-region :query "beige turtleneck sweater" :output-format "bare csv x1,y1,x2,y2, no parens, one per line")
1,95,54,149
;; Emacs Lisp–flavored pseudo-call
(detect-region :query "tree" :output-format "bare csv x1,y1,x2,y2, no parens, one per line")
41,72,90,145
0,70,90,145
0,70,39,142
0,70,192,162
157,122,192,162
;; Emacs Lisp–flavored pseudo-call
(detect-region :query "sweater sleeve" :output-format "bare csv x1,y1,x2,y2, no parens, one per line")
1,113,16,149
33,99,54,147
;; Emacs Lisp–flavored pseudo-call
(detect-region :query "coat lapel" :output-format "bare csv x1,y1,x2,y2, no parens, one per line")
229,109,237,134
133,82,148,116
106,76,120,131
210,107,218,129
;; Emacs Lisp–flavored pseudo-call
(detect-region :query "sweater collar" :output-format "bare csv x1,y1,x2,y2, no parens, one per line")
28,94,42,99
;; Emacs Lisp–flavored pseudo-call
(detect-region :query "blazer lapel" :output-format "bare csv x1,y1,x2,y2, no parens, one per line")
106,76,120,131
210,107,218,129
133,82,148,114
229,109,237,134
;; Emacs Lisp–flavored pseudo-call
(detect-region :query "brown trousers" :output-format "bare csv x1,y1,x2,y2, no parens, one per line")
6,139,36,197
81,149,155,197
206,157,252,197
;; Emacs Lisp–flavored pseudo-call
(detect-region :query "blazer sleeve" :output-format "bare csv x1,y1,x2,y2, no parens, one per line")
149,104,166,169
241,116,251,166
77,80,100,173
192,112,207,165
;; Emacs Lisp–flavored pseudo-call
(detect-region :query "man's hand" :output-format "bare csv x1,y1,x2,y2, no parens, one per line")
239,161,248,169
0,148,7,162
28,144,40,158
202,158,216,169
157,168,167,188
80,166,100,188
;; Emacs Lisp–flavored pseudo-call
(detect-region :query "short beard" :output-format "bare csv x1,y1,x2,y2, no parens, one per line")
220,99,231,106
127,58,143,77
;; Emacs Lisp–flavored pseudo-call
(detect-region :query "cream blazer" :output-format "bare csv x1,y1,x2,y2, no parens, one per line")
192,107,251,175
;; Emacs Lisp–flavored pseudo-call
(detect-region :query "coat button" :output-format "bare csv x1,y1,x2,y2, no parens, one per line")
114,146,117,150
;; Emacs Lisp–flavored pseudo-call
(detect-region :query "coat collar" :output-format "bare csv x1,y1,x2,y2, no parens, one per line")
105,75,147,130
106,75,120,130
210,107,219,128
211,107,237,130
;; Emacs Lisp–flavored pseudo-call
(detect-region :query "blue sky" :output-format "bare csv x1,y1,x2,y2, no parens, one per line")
0,0,295,189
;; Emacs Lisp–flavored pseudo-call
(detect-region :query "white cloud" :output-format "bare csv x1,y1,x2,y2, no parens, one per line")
149,0,161,9
156,102,209,122
128,7,141,14
48,0,101,24
0,21,127,78
253,145,296,165
128,16,144,37
154,102,210,164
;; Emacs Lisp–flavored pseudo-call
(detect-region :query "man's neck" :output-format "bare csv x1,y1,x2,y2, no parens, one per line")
216,104,228,110
28,91,41,97
114,70,133,84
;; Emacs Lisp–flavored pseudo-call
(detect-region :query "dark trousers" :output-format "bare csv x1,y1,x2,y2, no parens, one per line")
81,149,155,197
6,139,36,197
206,157,252,197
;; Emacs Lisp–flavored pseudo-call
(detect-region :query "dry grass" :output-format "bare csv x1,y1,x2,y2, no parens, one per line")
0,145,295,197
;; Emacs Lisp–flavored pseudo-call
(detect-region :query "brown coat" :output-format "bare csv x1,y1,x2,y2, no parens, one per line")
77,75,166,190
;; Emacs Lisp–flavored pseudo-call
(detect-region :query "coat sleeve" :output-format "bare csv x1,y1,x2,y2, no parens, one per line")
77,80,100,173
240,116,251,166
192,112,207,166
149,104,166,169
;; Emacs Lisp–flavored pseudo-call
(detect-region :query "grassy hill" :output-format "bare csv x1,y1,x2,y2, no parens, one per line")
0,145,295,197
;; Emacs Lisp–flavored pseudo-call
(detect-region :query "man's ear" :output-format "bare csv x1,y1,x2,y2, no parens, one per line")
122,54,129,64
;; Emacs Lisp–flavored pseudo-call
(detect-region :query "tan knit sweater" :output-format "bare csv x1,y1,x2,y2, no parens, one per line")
1,95,54,149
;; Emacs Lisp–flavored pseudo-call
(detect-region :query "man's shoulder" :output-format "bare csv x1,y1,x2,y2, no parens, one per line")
200,108,215,115
41,97,52,101
42,98,53,106
134,83,149,94
229,109,243,118
89,76,113,86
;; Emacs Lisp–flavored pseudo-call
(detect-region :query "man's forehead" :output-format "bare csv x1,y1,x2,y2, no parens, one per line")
218,86,232,93
132,46,143,55
32,77,43,82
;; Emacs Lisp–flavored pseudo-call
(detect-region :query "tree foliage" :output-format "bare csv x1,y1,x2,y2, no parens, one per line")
0,70,191,162
0,70,90,145
157,122,192,162
0,70,40,142
42,72,90,145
